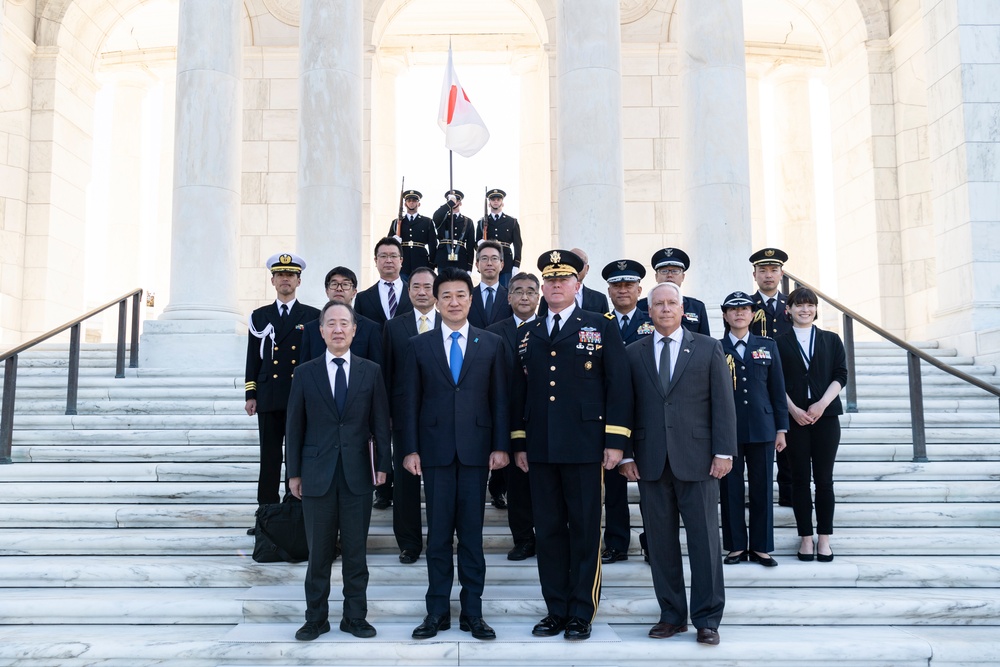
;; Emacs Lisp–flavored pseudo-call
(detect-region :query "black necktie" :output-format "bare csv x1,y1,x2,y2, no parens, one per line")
766,298,776,315
485,287,495,319
386,282,397,318
332,358,347,414
280,304,288,319
659,338,672,393
551,313,561,338
620,314,629,335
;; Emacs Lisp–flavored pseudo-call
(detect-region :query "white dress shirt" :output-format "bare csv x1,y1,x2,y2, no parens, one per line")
514,314,536,328
414,308,437,332
275,297,297,314
442,321,470,365
479,281,500,308
615,306,639,331
547,303,576,335
728,332,749,359
378,277,405,319
652,328,683,379
324,349,351,401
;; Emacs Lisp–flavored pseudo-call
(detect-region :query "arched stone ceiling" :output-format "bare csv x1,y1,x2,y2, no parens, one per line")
368,0,551,49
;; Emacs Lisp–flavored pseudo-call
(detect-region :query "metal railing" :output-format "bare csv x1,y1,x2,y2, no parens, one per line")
781,273,1000,462
0,289,143,464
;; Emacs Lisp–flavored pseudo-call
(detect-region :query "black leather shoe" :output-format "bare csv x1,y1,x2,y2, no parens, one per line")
748,552,778,567
459,615,496,640
399,549,420,564
648,621,688,639
696,627,720,645
491,493,508,510
507,541,536,561
601,547,628,564
797,551,815,562
563,617,591,641
723,551,748,565
531,614,567,637
817,550,834,562
295,619,330,641
246,526,257,536
373,494,391,510
412,614,450,639
340,617,376,638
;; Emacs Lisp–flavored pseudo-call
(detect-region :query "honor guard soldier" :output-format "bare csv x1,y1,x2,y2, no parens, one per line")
475,188,523,288
389,189,437,281
245,253,321,513
638,248,710,336
749,248,792,339
433,190,476,272
599,259,654,566
510,249,633,641
748,247,793,505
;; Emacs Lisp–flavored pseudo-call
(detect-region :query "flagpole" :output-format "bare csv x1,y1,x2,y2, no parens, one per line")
448,149,456,261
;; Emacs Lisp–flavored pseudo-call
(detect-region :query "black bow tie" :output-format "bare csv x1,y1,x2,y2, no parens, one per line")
735,340,746,349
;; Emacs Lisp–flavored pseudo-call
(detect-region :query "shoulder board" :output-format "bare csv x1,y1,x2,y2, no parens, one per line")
604,312,615,320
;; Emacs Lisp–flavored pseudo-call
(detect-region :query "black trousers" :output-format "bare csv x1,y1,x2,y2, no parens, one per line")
256,410,288,505
602,468,631,552
302,464,373,622
505,463,534,545
720,441,775,553
775,448,792,501
391,431,423,553
785,415,841,536
529,462,603,622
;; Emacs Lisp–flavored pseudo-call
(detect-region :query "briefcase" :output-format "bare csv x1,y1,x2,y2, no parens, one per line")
252,495,309,563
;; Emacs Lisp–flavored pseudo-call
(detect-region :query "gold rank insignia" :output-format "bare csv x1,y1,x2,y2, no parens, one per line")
584,361,593,370
550,250,561,264
279,254,292,265
765,249,775,257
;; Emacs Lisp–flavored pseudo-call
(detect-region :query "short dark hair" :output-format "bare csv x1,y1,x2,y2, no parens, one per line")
324,266,357,289
786,287,819,321
319,300,357,326
409,266,437,283
433,266,474,298
374,236,402,256
509,272,539,289
477,240,503,260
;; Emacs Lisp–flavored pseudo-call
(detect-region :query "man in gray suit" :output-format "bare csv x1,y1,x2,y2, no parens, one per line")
286,301,392,641
619,282,737,646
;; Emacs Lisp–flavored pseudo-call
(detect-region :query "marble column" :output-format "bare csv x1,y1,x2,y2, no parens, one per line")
514,51,553,260
678,0,752,303
556,0,624,268
369,53,402,283
745,62,768,251
297,0,363,305
142,0,244,369
772,68,820,284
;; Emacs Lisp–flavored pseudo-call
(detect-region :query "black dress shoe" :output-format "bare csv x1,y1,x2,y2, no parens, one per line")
817,550,834,562
601,547,628,564
246,526,257,536
412,614,451,639
563,617,591,641
696,627,720,645
507,541,536,561
295,619,330,641
531,614,567,637
340,617,376,638
491,493,508,510
459,615,496,640
373,494,391,510
797,551,815,561
648,621,688,639
748,552,778,567
399,549,420,564
723,551,748,565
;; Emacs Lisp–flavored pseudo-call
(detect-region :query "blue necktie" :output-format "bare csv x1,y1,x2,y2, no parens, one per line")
485,287,495,320
332,358,347,414
450,331,463,384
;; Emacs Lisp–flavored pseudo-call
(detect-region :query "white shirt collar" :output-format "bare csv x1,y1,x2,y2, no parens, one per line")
615,306,638,322
414,309,436,326
442,320,471,342
324,349,351,366
728,331,750,346
275,298,297,311
653,326,683,347
514,314,536,327
547,302,576,329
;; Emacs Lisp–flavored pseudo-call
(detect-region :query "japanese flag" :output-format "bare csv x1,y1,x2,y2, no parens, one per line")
437,47,490,158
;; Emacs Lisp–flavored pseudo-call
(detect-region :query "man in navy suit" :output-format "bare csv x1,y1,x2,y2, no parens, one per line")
354,237,413,329
381,266,438,564
299,267,383,366
245,253,320,508
468,240,513,329
285,301,392,641
487,271,541,561
718,291,788,568
401,267,510,641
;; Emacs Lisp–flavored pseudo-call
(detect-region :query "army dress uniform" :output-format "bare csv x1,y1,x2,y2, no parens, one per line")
510,250,633,633
432,190,476,272
389,189,437,279
245,254,320,505
475,189,523,288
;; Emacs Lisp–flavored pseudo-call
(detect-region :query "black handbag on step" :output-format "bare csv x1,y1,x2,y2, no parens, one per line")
252,495,309,563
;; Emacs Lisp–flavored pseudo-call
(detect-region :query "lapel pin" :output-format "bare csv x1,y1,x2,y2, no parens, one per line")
684,349,691,353
474,337,479,343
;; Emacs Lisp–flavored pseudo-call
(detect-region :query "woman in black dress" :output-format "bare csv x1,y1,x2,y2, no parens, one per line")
776,288,848,562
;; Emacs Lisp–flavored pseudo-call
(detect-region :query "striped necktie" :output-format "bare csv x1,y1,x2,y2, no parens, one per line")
386,281,397,318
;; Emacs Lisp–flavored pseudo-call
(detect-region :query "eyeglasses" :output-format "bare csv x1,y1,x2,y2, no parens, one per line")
376,253,401,261
327,281,355,291
656,268,684,277
478,256,502,264
510,288,538,297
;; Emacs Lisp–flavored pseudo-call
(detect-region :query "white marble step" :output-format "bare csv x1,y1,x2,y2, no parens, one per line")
2,526,998,557
2,584,998,626
0,624,991,667
3,554,997,589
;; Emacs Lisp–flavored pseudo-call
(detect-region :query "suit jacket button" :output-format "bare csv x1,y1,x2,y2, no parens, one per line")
273,374,278,378
550,366,556,371
273,360,279,365
291,345,296,350
550,351,557,357
291,360,297,365
743,400,748,404
549,396,555,401
274,346,279,351
550,381,555,387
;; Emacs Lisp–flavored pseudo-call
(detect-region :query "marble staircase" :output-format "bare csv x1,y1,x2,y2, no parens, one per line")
1,342,999,666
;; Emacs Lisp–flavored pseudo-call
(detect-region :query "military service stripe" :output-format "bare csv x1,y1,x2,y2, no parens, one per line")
510,430,526,439
245,382,256,390
605,425,631,438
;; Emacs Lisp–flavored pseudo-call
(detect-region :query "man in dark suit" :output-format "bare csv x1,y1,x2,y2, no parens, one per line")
487,271,541,561
468,240,513,329
637,248,710,336
619,281,737,646
285,301,392,641
718,291,788,567
475,188,523,288
381,266,439,564
245,253,321,509
598,259,655,566
299,267,383,366
537,247,609,317
432,190,476,272
389,189,437,281
749,247,793,506
510,250,633,642
354,237,413,329
401,267,510,641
